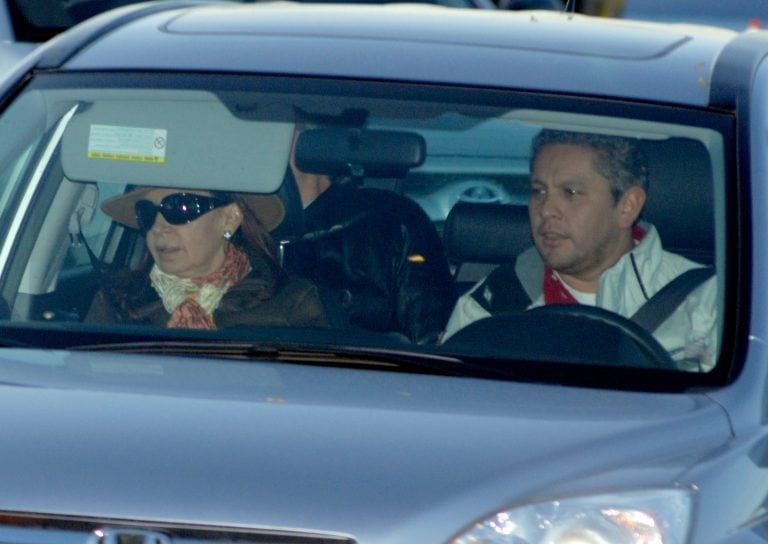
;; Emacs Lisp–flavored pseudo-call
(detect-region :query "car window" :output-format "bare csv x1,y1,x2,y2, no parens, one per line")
0,72,729,389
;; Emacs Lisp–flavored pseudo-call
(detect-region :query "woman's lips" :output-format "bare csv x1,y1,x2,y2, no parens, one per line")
154,245,181,257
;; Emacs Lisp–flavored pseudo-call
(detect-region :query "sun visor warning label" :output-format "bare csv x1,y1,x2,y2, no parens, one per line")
87,124,167,163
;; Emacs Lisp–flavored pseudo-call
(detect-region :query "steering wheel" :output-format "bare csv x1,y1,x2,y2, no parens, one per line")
441,304,677,370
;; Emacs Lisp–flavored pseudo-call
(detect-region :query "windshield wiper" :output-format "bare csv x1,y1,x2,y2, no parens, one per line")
69,339,505,379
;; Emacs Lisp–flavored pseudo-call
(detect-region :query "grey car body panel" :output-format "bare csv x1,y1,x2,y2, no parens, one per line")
32,3,737,107
0,349,731,541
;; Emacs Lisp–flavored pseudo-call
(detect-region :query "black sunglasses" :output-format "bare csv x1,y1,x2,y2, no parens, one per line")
135,192,229,232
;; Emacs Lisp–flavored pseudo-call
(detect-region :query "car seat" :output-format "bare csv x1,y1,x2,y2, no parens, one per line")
443,202,532,296
639,137,715,265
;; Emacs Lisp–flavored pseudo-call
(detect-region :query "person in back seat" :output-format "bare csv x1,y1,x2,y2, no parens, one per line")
442,129,718,371
282,122,454,344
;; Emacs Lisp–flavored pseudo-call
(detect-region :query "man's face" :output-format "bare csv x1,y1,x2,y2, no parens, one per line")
529,143,638,289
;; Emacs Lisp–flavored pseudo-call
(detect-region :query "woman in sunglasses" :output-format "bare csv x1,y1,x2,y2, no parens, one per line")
85,187,328,330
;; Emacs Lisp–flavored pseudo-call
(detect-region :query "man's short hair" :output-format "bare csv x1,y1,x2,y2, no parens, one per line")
530,129,648,200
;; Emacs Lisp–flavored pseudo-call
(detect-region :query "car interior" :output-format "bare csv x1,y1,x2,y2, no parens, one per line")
0,81,726,373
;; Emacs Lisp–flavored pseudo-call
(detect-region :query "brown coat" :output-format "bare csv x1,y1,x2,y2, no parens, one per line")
86,274,328,329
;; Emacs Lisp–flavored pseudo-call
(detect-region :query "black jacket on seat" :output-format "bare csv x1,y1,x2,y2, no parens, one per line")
282,182,454,344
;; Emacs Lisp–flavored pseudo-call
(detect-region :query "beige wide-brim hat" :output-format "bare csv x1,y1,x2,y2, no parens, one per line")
101,187,285,232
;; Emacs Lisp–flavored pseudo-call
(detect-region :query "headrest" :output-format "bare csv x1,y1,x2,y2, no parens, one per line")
639,137,714,264
444,202,532,264
295,128,425,178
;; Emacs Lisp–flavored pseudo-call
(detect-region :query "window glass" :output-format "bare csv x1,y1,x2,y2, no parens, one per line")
0,73,731,387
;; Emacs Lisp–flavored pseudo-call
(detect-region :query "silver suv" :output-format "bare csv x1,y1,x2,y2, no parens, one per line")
0,2,763,543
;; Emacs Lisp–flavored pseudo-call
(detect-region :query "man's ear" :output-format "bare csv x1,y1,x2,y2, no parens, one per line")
617,186,646,229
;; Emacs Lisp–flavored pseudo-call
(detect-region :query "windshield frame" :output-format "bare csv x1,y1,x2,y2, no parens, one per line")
0,71,740,391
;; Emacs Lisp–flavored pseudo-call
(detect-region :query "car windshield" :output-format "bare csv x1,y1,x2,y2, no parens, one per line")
0,72,730,390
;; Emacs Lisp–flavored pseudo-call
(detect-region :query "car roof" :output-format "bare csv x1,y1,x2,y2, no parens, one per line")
16,1,768,108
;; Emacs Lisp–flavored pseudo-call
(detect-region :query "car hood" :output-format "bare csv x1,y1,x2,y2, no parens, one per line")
0,348,731,542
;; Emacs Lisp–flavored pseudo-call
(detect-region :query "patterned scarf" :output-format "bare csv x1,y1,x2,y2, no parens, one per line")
150,244,252,329
542,224,646,305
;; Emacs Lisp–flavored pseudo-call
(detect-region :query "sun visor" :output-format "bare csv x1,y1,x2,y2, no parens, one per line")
61,100,293,193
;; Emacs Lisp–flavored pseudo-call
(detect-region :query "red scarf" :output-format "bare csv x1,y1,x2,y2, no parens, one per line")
167,245,252,329
542,224,646,305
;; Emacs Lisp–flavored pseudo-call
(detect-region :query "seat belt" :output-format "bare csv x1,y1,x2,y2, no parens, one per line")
630,266,715,332
469,262,714,333
470,262,532,314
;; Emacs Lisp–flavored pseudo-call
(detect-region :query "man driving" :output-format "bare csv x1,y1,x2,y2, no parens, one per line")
442,129,718,371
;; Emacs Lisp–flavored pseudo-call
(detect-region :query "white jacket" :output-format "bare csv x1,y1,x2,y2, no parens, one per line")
442,223,718,371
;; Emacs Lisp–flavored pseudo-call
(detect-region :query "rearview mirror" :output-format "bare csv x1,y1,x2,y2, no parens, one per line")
295,128,426,178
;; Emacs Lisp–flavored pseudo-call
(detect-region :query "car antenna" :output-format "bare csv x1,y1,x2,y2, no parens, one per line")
562,0,576,16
